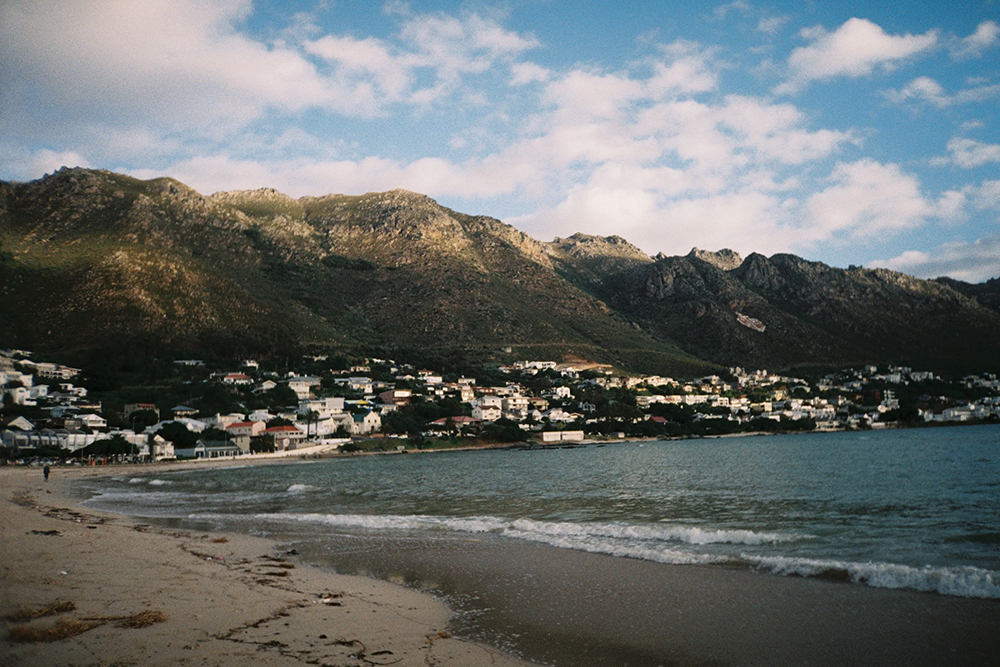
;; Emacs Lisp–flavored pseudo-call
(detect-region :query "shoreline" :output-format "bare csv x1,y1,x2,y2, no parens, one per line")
7,435,1000,667
0,465,535,667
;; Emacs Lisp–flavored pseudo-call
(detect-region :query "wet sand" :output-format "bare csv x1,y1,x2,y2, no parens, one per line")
0,465,533,667
5,461,1000,667
300,531,1000,667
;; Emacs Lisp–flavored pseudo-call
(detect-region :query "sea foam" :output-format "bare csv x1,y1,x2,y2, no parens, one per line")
746,555,1000,599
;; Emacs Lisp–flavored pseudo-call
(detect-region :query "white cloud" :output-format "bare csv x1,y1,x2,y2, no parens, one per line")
0,0,541,143
805,160,934,239
25,150,92,180
713,2,752,20
970,180,1000,210
0,0,339,135
950,20,1000,60
775,18,938,94
933,138,1000,168
645,41,719,97
871,236,1000,282
885,76,1000,107
510,62,551,86
757,16,790,35
510,186,796,258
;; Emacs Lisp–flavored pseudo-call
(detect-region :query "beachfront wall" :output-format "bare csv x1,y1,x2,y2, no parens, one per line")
541,430,585,443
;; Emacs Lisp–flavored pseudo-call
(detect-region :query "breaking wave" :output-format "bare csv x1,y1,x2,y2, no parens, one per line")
746,555,1000,599
184,510,1000,598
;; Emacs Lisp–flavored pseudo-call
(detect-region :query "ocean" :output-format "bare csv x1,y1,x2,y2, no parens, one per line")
76,425,1000,666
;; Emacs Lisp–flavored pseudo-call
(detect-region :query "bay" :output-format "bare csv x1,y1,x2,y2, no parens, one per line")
79,425,1000,599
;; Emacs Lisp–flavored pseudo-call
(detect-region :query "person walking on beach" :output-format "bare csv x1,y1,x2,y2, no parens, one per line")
43,464,50,482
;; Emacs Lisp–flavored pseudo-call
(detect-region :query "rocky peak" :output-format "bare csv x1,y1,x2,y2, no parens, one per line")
210,188,297,205
550,233,651,262
687,247,743,271
730,252,788,293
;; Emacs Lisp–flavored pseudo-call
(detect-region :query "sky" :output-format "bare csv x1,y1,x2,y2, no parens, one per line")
1,0,999,281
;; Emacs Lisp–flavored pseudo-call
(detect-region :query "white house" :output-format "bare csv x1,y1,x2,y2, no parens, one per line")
472,405,502,421
298,397,345,419
287,376,322,399
350,410,382,435
75,413,107,430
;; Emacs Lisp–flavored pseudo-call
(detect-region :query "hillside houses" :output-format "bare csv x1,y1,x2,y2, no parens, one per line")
3,349,1000,463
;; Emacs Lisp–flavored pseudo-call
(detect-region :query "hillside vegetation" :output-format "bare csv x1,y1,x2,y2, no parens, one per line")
2,168,999,375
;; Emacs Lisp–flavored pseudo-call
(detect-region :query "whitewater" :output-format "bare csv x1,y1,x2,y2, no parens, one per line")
79,425,1000,599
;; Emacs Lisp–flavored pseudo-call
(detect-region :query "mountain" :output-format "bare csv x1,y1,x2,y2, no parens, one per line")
2,168,999,375
0,168,706,375
559,248,1000,374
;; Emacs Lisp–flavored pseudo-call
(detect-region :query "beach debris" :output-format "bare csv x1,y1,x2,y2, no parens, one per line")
77,609,168,629
212,537,228,543
28,529,61,536
8,618,104,643
4,600,76,622
113,609,168,629
12,492,36,507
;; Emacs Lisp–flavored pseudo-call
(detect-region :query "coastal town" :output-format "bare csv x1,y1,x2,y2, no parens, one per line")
2,348,999,463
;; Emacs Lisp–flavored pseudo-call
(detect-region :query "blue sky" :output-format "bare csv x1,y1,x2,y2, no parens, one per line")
2,0,999,280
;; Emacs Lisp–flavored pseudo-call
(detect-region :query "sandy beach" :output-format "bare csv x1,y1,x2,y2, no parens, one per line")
5,454,1000,667
0,464,533,667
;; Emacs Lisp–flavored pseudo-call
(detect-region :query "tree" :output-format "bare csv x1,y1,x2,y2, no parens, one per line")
250,434,275,453
156,422,198,448
80,435,132,457
482,418,526,443
129,409,159,433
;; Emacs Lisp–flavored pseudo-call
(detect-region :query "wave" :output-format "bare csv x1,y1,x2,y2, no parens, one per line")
286,484,315,494
127,477,172,485
746,555,1000,599
508,518,797,545
189,512,795,546
183,510,1000,598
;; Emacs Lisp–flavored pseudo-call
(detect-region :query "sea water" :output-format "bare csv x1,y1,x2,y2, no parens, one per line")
79,425,1000,599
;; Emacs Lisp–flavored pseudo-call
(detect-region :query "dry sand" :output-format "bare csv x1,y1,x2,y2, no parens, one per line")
0,465,534,667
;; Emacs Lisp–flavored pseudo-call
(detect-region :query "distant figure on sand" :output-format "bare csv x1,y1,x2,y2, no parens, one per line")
43,464,50,482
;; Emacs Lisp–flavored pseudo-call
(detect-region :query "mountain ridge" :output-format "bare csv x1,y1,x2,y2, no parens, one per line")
2,168,999,375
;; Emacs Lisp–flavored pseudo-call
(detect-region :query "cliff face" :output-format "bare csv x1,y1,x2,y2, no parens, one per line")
2,168,999,374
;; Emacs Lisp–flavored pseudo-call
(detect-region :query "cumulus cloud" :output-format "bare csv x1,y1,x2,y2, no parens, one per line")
950,20,1000,59
510,62,551,86
932,138,1000,168
775,18,938,94
871,236,1000,282
885,76,1000,107
805,160,936,240
0,0,336,135
0,0,540,141
306,7,539,106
